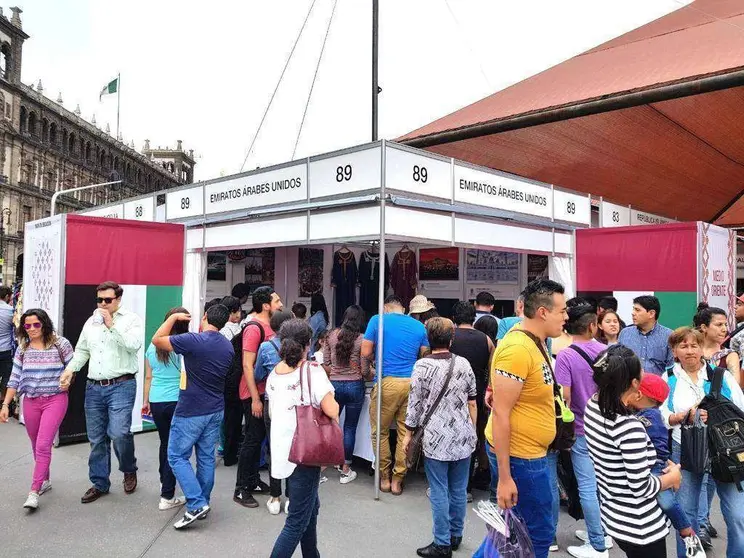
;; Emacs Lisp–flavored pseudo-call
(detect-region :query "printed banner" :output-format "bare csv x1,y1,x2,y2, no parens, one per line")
23,215,64,328
699,223,736,329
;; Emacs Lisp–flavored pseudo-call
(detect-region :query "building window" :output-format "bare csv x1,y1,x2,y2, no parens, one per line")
49,123,57,145
68,133,76,155
28,111,37,137
19,105,27,133
21,205,31,230
85,141,91,162
0,42,11,79
41,118,49,142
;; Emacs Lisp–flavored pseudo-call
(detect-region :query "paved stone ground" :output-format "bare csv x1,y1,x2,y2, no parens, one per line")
0,421,727,557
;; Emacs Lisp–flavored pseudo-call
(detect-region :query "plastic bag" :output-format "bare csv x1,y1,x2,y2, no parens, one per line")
681,408,709,474
482,510,535,558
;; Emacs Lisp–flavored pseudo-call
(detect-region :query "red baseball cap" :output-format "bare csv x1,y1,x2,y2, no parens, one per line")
639,373,670,404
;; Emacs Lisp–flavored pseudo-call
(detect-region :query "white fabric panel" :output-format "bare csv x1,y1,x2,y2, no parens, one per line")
385,206,452,242
554,232,573,255
186,227,203,251
309,207,380,241
614,291,654,326
201,216,307,250
120,285,147,433
183,251,206,332
549,256,575,298
454,217,553,253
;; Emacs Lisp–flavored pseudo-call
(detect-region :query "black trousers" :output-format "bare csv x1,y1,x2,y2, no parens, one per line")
617,538,667,558
263,401,288,498
0,350,12,392
235,395,266,492
150,401,177,500
223,396,243,465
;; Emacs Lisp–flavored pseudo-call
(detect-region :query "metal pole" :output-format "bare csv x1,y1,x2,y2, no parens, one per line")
50,180,122,216
374,140,386,500
116,72,121,140
372,0,379,141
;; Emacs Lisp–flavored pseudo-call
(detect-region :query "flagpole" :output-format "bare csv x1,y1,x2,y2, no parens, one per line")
116,72,121,140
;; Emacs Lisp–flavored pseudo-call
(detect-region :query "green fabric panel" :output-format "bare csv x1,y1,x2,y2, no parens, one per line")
145,286,183,345
655,292,697,330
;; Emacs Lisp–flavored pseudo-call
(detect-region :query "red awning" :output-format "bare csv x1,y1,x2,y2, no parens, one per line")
400,0,744,226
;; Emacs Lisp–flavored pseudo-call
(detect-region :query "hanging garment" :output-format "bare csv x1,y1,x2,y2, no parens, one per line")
358,250,390,318
390,249,418,311
331,250,358,327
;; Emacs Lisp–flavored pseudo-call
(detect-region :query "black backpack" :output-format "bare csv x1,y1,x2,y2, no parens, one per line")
225,320,265,401
699,366,744,491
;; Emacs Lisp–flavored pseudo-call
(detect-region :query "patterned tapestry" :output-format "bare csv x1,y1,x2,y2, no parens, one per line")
23,215,64,328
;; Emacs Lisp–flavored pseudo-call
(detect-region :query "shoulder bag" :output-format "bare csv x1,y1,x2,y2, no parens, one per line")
288,361,345,467
405,356,456,469
515,330,575,451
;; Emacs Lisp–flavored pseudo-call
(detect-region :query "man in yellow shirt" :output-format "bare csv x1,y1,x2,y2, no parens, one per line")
482,279,567,558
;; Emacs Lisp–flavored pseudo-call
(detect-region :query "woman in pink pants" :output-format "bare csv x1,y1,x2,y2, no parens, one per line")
0,309,74,511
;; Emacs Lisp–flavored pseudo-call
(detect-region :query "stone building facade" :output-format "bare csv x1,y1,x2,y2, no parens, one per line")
0,7,195,284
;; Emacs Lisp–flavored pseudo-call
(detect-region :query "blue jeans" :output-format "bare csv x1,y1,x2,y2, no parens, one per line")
672,440,744,558
697,474,716,525
546,450,560,532
167,410,223,511
484,443,555,558
424,456,470,546
332,379,365,464
270,465,321,558
84,379,137,492
571,435,607,551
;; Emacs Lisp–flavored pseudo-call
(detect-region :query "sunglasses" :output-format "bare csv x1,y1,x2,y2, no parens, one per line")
23,323,42,330
96,297,117,304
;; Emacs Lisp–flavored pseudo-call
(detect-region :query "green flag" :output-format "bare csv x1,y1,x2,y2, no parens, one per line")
99,77,118,100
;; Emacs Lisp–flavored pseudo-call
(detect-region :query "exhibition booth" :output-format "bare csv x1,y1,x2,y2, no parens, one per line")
22,214,185,444
77,140,586,475
576,222,737,330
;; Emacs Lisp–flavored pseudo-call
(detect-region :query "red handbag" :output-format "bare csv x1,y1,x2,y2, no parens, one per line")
288,361,345,467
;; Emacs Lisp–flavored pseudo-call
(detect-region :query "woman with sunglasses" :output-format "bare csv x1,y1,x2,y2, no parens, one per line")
0,309,74,511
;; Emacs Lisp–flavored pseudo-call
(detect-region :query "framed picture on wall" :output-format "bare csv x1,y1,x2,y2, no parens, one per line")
298,248,324,296
245,248,275,294
466,249,519,283
527,254,549,283
420,248,459,281
207,251,226,281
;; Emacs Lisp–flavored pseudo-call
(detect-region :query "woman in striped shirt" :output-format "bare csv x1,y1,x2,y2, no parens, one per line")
0,309,74,511
584,345,681,558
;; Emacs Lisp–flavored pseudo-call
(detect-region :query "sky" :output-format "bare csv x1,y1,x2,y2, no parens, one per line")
19,0,691,181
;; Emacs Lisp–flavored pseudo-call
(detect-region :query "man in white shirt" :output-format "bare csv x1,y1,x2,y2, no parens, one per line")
0,286,15,404
63,281,144,504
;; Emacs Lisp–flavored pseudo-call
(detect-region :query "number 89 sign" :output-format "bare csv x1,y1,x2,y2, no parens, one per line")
166,185,204,220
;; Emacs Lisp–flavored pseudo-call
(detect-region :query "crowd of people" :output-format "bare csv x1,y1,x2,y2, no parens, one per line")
4,277,744,558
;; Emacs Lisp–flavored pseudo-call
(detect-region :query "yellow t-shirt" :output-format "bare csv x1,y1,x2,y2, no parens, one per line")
485,327,556,459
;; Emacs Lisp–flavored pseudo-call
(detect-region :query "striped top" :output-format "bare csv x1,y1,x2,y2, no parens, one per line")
584,396,669,546
7,338,74,398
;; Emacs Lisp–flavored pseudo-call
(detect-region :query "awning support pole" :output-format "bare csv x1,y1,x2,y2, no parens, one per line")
374,140,386,500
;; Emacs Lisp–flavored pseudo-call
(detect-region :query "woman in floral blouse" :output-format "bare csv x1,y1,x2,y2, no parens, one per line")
404,317,477,558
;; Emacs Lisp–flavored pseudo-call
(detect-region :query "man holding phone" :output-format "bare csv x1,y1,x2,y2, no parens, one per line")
63,281,144,504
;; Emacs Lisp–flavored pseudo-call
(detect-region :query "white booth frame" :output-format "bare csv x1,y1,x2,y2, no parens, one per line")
81,139,582,499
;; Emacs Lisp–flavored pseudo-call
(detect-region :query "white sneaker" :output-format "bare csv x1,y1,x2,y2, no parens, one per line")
159,496,186,510
23,492,39,510
39,480,52,495
319,475,328,485
173,505,210,529
567,543,608,558
267,497,281,515
284,499,290,514
575,531,614,549
339,469,357,484
683,534,706,558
